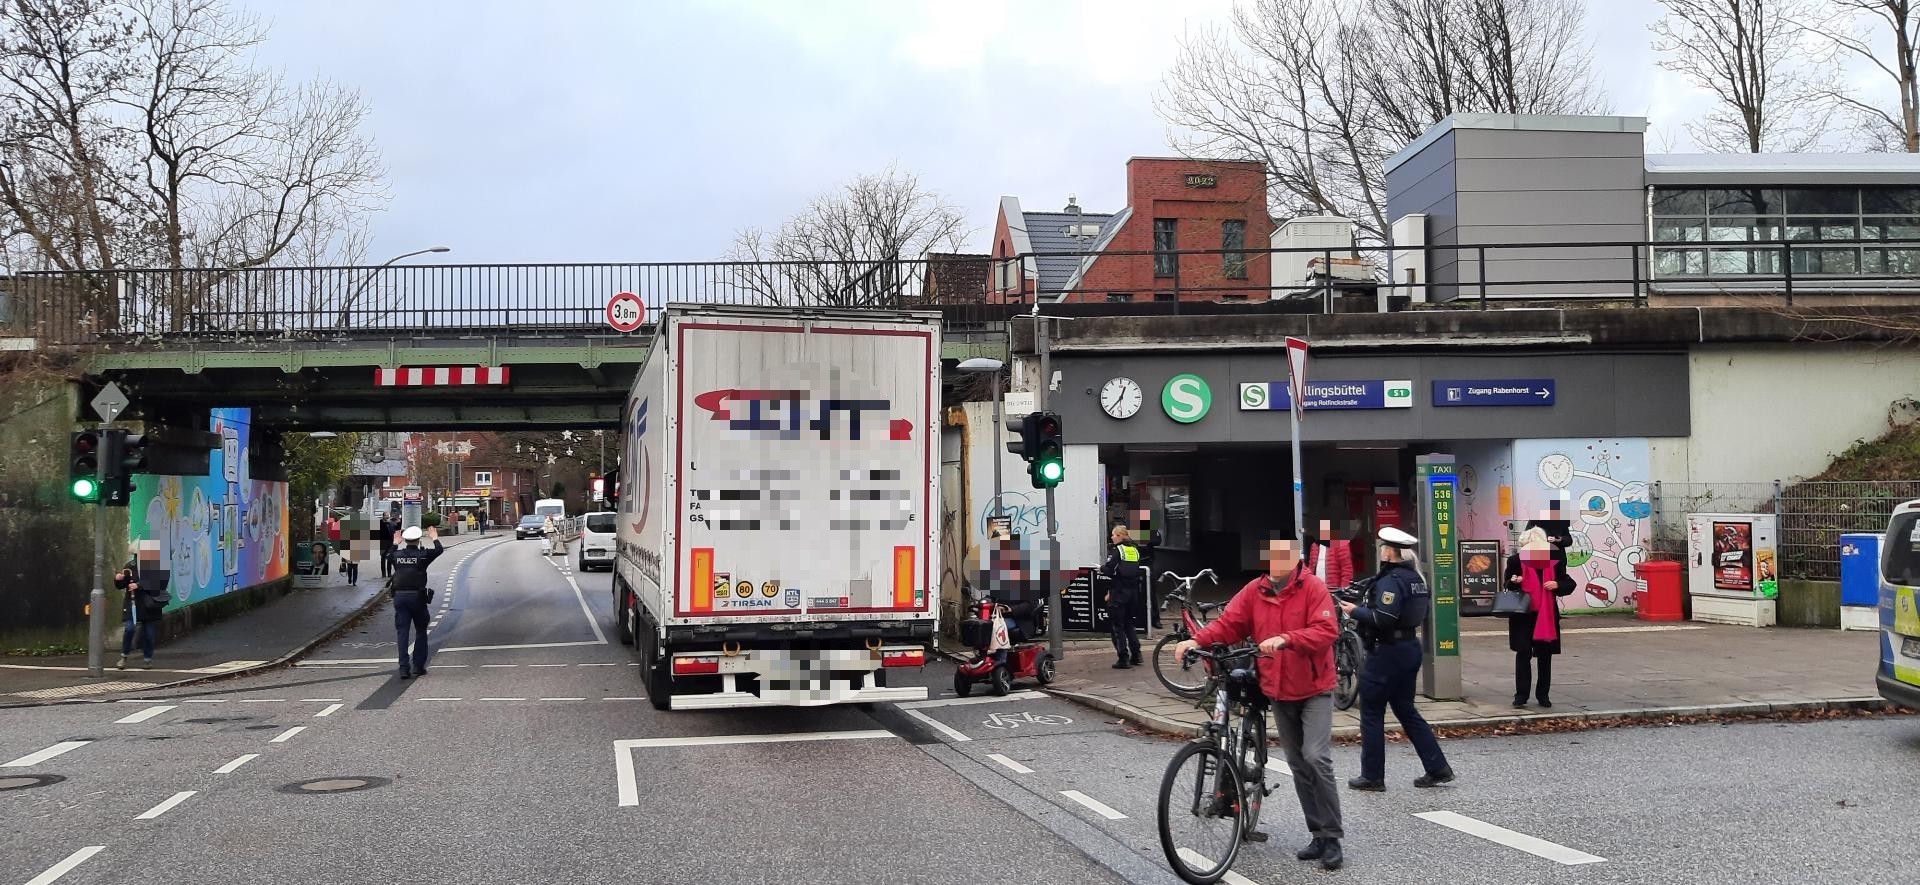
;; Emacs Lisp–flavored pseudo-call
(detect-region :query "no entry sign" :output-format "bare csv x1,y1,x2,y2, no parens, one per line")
605,292,646,332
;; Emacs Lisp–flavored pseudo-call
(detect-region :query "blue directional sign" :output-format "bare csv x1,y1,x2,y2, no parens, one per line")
1431,379,1556,407
1239,380,1413,411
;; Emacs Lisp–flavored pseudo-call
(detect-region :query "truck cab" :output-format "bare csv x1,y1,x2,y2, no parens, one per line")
1879,499,1920,710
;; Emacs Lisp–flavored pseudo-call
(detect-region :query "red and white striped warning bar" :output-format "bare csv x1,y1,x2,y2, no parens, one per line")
375,366,511,387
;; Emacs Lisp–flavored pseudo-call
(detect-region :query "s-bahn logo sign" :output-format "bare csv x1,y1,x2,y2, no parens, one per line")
1161,374,1212,424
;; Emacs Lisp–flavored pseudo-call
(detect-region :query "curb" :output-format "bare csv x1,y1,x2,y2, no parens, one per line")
1041,685,1899,741
0,535,507,709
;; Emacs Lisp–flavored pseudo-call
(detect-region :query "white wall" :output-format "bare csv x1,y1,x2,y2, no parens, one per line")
1652,343,1920,484
958,401,1104,575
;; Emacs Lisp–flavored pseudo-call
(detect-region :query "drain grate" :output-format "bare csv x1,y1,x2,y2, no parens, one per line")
0,774,65,792
277,776,389,795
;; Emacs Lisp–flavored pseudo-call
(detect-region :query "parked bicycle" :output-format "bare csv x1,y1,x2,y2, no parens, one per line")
1152,569,1225,698
1156,644,1275,884
1331,580,1370,711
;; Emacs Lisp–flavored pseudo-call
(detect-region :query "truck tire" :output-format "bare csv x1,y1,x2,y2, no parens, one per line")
639,627,671,711
614,585,635,646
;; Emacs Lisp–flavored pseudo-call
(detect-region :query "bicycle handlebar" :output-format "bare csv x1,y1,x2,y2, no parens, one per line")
1158,568,1219,585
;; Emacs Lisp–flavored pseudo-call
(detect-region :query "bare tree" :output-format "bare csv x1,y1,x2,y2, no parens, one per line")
1650,0,1836,152
1802,0,1920,151
0,0,384,333
1158,0,1604,244
728,165,968,308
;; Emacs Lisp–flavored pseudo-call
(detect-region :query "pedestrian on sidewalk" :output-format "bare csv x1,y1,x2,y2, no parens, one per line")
1174,535,1345,871
1100,525,1146,668
1306,519,1354,590
114,541,171,669
1505,528,1576,708
1341,526,1454,792
379,514,399,578
389,525,445,679
478,511,489,537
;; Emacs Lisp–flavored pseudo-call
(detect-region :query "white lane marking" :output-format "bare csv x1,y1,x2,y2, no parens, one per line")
904,709,973,743
24,845,104,885
1060,790,1127,820
480,664,519,668
527,663,569,668
4,740,91,768
986,753,1034,774
181,699,226,704
603,697,648,701
613,731,896,806
898,691,1044,710
297,658,393,665
134,790,197,820
431,664,469,668
579,662,617,667
545,554,610,644
214,754,259,774
299,698,344,702
1173,848,1258,885
436,640,608,652
237,699,285,703
314,704,344,718
1415,811,1607,865
268,726,307,743
539,697,586,701
115,704,177,724
479,697,527,701
417,697,464,701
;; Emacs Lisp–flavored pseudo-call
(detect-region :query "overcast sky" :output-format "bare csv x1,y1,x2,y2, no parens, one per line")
241,0,1860,263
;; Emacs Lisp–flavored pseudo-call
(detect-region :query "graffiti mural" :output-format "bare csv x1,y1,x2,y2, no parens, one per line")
127,408,289,612
1511,438,1652,611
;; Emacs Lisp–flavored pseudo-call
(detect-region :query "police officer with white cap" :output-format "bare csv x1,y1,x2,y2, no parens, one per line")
1338,526,1455,791
389,525,444,679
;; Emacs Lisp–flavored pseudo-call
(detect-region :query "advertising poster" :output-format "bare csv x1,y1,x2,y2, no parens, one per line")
1372,487,1403,530
1713,521,1755,592
1458,540,1502,615
127,408,291,612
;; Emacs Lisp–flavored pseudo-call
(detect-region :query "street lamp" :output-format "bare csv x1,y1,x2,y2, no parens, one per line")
958,357,1006,524
337,246,453,328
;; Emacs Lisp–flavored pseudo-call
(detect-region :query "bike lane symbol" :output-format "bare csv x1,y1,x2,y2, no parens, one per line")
982,710,1074,730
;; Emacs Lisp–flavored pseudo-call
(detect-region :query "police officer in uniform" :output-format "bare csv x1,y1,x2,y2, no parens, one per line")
1100,525,1146,669
389,525,444,679
1339,526,1455,791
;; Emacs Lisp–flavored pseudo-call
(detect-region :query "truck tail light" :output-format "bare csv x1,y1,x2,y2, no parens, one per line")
880,648,925,668
672,656,719,676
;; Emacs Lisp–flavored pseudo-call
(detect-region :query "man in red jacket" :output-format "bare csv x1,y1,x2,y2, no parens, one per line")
1175,536,1345,871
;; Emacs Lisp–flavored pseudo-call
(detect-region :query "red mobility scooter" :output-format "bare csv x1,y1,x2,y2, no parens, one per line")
954,597,1055,697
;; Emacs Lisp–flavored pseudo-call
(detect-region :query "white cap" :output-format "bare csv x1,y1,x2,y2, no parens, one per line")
1378,526,1418,549
402,526,423,542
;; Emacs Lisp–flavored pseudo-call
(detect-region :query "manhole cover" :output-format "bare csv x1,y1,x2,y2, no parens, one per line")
277,776,389,795
0,774,65,791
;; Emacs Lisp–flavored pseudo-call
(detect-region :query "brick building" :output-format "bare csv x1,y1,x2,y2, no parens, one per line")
988,157,1273,303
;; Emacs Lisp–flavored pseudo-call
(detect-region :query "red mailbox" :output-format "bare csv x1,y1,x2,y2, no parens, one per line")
1636,559,1685,622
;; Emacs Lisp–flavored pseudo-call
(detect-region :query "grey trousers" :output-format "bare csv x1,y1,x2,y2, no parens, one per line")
1271,692,1344,840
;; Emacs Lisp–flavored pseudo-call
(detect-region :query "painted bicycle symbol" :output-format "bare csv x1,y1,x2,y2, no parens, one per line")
981,710,1073,729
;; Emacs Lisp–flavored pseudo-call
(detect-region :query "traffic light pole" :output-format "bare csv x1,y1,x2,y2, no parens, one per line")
86,420,109,678
1034,316,1062,661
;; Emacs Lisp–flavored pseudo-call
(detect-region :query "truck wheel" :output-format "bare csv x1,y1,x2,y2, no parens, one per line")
640,628,671,711
953,671,973,698
615,588,634,646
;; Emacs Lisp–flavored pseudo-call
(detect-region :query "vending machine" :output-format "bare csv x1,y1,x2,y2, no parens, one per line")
1685,512,1780,627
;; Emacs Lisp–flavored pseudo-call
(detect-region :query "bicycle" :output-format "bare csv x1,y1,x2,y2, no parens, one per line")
1156,645,1273,884
1151,568,1225,699
1331,580,1371,711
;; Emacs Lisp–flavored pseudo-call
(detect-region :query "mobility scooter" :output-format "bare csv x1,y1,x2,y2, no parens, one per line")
954,596,1055,697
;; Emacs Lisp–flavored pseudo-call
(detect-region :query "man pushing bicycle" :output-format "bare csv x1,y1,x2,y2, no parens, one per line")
1174,533,1345,871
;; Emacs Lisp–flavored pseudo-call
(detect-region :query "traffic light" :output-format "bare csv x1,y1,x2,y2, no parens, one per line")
1028,412,1064,489
69,431,102,502
101,431,147,507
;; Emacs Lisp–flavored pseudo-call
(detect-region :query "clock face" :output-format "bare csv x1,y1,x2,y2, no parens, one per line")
1101,377,1143,419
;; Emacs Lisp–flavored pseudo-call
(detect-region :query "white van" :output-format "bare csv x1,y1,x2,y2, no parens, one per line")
578,511,617,572
534,498,566,519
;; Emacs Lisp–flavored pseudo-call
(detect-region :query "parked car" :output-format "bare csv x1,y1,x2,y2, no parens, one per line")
578,511,617,572
515,515,546,540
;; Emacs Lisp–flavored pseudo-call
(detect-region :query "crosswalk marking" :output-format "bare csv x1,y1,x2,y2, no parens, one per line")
1415,811,1606,865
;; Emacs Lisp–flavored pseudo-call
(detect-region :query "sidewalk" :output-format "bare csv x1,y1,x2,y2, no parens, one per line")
1002,617,1891,738
0,530,502,705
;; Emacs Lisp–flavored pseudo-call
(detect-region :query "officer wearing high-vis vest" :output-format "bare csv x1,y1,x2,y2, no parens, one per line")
1339,526,1455,791
389,525,444,679
1101,525,1147,669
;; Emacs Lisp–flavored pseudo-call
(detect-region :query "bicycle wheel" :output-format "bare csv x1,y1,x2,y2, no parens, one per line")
1229,709,1267,834
1158,742,1246,885
1334,631,1363,711
1153,633,1208,699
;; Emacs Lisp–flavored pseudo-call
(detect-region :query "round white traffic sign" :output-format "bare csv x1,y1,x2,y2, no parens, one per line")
605,292,646,332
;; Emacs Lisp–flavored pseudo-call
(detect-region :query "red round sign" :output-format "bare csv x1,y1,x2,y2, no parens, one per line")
605,292,646,332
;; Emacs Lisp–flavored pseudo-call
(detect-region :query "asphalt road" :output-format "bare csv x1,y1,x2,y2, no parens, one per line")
4,536,1917,885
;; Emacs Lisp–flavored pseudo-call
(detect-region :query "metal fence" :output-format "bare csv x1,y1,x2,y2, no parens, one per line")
1650,479,1920,580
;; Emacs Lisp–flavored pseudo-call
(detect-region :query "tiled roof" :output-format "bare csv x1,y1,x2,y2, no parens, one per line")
1021,210,1115,295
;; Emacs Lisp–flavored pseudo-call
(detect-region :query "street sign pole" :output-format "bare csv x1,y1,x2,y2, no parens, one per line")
1285,338,1309,546
85,383,129,679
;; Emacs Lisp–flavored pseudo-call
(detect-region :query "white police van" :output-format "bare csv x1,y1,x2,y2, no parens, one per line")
1879,499,1920,710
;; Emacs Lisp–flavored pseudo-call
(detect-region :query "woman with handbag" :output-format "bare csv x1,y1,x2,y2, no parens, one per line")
1502,528,1575,708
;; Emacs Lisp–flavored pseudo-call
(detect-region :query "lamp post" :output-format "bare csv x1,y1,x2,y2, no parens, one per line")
337,246,451,328
958,357,1006,525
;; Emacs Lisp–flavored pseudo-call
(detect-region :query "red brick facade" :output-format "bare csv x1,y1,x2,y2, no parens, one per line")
989,158,1272,303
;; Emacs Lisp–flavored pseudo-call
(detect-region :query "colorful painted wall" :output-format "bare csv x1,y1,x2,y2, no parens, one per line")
127,408,289,612
1510,438,1653,611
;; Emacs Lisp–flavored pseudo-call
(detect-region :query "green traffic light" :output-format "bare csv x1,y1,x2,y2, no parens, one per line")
71,477,98,500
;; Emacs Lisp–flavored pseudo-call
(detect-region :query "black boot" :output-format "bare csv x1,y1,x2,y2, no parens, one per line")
1295,837,1327,861
1347,776,1385,792
1112,660,1131,669
1413,767,1456,788
1319,839,1344,871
